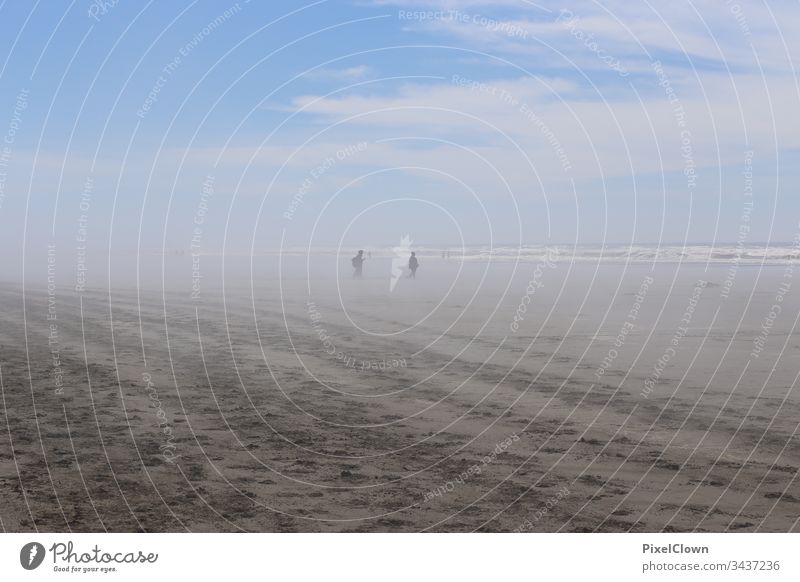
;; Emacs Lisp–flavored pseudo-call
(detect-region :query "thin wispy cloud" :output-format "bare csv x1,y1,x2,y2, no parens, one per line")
301,65,373,81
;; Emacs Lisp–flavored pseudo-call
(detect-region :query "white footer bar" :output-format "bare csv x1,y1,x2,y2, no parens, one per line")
0,533,795,581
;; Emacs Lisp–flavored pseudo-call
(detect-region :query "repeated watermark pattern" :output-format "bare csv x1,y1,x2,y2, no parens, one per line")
142,372,180,464
453,74,573,173
725,0,752,38
652,60,696,190
557,10,629,76
46,244,64,396
398,10,529,40
750,224,800,360
190,175,214,300
1,0,798,541
641,281,707,399
136,3,245,119
510,247,559,333
422,433,520,502
0,88,29,210
307,301,407,372
74,176,94,294
595,275,653,379
512,486,571,532
87,0,120,22
283,142,368,221
720,150,754,299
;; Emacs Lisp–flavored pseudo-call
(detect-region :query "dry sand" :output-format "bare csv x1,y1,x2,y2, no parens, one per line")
0,258,798,532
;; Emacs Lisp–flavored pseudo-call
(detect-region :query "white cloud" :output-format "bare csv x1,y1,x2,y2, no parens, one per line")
301,65,373,80
373,0,800,74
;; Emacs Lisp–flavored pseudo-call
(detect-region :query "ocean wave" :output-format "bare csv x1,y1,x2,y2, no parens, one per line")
257,244,800,265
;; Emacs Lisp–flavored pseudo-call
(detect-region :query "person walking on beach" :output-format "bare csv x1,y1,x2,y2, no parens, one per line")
408,252,419,278
352,250,366,279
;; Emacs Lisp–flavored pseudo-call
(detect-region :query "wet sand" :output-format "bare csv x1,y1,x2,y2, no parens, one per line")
0,259,798,532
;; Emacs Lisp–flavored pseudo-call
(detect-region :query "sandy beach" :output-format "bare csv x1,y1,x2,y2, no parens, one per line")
0,255,798,532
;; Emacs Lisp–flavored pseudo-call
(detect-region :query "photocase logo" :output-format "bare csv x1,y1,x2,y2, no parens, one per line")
20,542,46,570
390,234,412,291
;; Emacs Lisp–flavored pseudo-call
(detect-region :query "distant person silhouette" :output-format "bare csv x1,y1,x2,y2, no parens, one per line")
352,249,366,279
408,252,419,278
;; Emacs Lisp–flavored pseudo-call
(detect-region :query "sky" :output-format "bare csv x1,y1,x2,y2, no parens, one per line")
0,0,799,260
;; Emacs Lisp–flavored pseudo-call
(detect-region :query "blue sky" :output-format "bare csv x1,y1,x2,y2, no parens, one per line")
1,0,799,255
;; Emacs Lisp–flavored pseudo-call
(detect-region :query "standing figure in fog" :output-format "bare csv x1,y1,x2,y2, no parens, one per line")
408,252,419,278
352,249,366,279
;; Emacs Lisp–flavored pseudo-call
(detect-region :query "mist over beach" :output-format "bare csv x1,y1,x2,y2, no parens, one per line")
1,247,798,532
